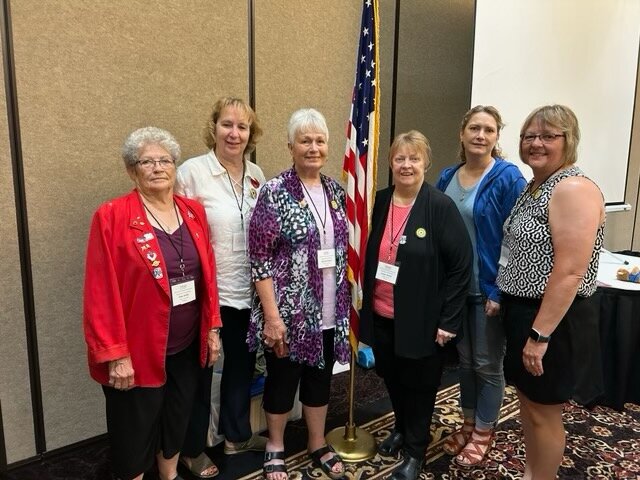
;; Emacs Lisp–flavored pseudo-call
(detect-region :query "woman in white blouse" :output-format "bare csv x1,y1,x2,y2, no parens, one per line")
175,97,266,478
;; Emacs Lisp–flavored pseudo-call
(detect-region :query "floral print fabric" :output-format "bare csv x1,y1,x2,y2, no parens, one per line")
248,168,350,367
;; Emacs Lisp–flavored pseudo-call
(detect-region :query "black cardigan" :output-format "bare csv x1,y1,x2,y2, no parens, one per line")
359,183,472,359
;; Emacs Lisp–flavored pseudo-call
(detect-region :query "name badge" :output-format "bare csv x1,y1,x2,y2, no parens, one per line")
376,261,399,284
170,275,196,306
317,248,336,269
232,231,246,252
498,243,510,268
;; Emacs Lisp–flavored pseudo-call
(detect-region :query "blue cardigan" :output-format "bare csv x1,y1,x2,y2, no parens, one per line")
436,158,526,302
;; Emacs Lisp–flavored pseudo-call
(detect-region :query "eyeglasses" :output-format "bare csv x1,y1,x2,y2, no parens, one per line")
135,157,175,169
392,156,423,165
520,133,566,145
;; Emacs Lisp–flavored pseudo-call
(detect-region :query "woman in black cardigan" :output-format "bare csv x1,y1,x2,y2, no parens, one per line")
360,131,472,480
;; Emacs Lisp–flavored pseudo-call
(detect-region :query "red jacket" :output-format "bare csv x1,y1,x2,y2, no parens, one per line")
83,189,222,387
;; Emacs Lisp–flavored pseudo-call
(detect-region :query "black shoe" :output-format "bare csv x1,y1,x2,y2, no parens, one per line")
378,430,404,456
388,455,424,480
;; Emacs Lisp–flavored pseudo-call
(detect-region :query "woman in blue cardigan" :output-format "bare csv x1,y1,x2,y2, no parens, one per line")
436,106,526,467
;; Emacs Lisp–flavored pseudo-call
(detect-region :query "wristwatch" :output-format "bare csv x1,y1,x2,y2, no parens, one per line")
529,328,551,343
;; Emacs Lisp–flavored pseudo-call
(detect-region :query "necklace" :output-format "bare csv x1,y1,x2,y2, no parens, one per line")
387,195,414,260
300,179,328,244
144,201,186,276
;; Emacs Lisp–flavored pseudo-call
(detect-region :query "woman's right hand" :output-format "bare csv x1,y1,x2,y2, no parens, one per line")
263,313,288,358
108,356,135,390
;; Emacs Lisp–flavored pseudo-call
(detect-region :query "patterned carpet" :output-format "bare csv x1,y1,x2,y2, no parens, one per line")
239,384,640,480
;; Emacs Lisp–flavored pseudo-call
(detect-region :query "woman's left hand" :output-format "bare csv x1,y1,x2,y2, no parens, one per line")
522,339,547,376
436,328,456,347
207,329,221,367
485,299,500,317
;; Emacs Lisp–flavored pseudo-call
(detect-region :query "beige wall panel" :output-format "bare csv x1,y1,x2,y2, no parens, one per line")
11,0,248,450
394,0,475,184
254,1,362,182
0,54,36,464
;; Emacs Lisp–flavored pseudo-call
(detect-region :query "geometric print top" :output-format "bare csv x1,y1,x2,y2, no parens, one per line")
496,166,605,299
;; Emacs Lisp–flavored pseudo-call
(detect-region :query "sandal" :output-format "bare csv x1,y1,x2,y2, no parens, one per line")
442,419,475,456
454,428,494,467
309,444,345,480
179,452,219,478
263,450,288,480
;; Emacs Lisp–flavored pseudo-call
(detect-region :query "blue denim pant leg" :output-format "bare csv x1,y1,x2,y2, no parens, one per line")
457,302,506,429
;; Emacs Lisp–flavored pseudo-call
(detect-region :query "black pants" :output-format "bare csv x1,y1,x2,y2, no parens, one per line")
218,306,257,442
372,315,444,460
263,329,335,413
181,364,213,457
104,340,200,480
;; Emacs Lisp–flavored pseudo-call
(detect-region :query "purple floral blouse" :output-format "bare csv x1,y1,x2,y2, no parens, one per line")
248,168,351,367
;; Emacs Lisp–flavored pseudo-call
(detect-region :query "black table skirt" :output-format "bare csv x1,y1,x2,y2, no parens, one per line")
573,288,640,410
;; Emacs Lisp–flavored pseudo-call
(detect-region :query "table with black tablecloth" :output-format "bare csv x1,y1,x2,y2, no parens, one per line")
573,251,640,410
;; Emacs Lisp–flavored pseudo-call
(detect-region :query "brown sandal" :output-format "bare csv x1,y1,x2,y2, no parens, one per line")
454,428,494,467
442,419,475,456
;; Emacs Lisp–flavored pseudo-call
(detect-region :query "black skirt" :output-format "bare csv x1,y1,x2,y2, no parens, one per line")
501,293,598,405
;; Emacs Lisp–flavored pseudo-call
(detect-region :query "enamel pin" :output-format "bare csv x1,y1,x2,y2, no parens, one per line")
416,228,427,238
152,267,163,279
250,188,257,199
147,252,157,262
331,199,338,210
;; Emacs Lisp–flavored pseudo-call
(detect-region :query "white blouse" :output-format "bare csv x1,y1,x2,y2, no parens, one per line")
176,150,266,309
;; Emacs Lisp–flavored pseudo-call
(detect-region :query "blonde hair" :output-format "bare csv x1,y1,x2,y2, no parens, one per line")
203,97,262,155
389,130,432,170
519,105,580,166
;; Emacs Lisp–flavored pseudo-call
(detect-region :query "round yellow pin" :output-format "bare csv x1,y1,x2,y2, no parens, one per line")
416,227,426,238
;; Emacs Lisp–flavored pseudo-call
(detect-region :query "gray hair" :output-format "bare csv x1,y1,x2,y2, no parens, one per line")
287,108,329,144
121,126,181,168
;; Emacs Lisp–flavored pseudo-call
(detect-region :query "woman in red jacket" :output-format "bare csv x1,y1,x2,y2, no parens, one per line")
83,127,222,480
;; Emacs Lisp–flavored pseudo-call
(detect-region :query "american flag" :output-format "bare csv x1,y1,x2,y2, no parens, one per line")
343,0,379,349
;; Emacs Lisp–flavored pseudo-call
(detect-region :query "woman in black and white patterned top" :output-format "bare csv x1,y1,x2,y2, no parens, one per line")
496,105,605,480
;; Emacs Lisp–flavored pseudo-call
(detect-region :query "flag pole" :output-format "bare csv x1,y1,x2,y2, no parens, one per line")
326,0,379,463
325,349,376,461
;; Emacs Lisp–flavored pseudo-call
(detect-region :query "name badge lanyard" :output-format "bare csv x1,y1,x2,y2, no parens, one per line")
144,202,185,276
300,180,328,246
389,201,411,261
222,162,247,228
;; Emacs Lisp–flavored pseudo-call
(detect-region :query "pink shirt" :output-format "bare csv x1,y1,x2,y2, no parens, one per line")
303,183,336,329
373,202,413,318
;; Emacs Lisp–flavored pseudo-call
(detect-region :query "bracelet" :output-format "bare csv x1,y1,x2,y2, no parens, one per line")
209,328,221,333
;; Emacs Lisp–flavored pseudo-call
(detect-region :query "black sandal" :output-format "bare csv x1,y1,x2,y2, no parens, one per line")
309,445,345,480
263,451,288,480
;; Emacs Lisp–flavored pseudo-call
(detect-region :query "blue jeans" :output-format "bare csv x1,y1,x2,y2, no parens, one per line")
457,301,506,429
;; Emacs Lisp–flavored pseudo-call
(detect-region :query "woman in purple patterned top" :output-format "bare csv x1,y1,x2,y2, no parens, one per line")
248,108,350,480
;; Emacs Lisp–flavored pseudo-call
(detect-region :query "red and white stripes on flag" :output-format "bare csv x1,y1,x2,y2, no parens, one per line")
343,0,379,349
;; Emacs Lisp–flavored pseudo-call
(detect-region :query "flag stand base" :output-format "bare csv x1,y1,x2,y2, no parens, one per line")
325,423,376,462
325,350,376,462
